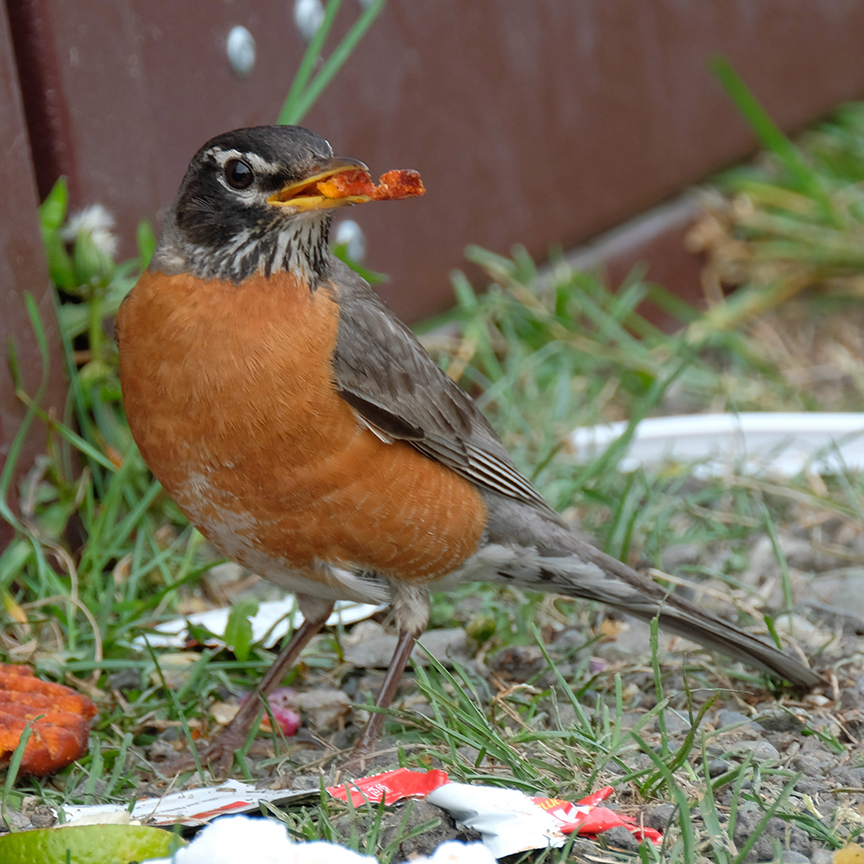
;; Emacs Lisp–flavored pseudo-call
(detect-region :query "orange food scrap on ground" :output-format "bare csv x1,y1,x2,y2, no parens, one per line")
0,663,97,776
317,168,425,202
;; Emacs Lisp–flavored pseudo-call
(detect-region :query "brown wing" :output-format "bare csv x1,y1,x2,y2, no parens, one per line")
328,263,563,522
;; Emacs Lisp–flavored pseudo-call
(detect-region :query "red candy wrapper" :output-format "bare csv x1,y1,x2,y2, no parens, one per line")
327,769,662,856
327,767,449,807
531,789,662,844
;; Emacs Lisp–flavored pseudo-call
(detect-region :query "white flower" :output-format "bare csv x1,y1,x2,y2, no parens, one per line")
62,204,118,257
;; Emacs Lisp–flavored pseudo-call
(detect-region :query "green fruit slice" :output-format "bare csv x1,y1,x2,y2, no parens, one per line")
0,823,185,863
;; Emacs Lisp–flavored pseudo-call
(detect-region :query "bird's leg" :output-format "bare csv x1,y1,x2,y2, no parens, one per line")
194,596,335,774
351,583,429,759
352,625,422,757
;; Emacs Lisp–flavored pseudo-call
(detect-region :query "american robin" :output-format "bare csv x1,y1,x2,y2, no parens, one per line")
117,126,821,769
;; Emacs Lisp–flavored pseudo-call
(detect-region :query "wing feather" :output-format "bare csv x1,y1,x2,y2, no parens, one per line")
328,262,562,523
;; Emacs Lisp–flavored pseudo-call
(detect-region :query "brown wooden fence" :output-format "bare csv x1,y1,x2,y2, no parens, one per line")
4,0,864,546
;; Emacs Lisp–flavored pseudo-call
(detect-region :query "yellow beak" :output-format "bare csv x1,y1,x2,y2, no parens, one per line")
267,157,371,212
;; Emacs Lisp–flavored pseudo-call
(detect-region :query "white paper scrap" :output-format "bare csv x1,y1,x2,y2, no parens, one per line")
61,779,318,827
132,597,385,650
426,782,565,857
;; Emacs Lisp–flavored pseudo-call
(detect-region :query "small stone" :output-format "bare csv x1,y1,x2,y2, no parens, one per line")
642,803,676,831
754,709,805,733
800,736,832,757
716,709,762,730
732,740,780,762
552,704,577,729
764,731,797,752
598,825,640,852
794,778,822,795
840,688,864,710
595,616,680,660
204,561,245,585
454,745,481,767
733,811,812,863
210,701,240,725
791,754,824,777
708,758,731,777
783,536,843,572
620,712,648,729
829,766,864,786
290,689,351,730
343,620,386,645
811,850,833,864
652,710,691,734
548,661,575,681
0,810,30,831
27,805,56,829
291,747,325,766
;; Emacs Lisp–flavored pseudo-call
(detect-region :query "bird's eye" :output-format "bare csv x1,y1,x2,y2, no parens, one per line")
225,159,254,190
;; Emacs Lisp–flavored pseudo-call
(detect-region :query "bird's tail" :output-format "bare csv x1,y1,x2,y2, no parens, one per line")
558,539,822,687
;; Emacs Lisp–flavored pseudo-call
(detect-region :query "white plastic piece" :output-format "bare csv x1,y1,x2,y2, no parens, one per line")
132,597,385,650
569,412,864,476
62,780,317,827
426,782,565,857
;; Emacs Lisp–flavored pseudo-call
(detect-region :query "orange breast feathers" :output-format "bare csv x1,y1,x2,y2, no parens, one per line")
117,270,487,583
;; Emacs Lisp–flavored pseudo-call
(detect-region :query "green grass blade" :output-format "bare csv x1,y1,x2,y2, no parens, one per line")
286,0,387,124
711,56,838,226
278,0,344,124
2,717,38,828
630,730,696,860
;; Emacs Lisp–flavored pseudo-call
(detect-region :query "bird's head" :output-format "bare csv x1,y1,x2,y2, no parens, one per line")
151,125,371,284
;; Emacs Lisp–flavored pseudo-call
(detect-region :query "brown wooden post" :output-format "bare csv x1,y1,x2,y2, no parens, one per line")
0,1,66,548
